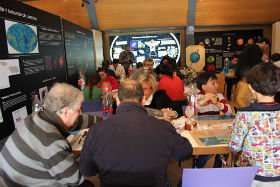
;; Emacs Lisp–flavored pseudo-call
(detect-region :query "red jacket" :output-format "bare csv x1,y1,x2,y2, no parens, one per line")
158,75,184,101
99,76,119,90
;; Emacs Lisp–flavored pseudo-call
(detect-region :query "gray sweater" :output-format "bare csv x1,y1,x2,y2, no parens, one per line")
0,110,97,187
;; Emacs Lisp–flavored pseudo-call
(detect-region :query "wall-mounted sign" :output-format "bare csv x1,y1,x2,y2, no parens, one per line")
109,33,181,67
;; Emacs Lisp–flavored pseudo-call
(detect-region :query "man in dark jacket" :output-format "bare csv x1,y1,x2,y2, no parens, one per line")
80,80,193,187
119,44,135,75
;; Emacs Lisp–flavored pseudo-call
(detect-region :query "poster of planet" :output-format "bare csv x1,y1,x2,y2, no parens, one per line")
5,20,39,54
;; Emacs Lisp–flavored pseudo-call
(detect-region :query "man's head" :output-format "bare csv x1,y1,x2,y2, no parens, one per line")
113,59,119,69
117,80,144,105
247,63,280,97
143,58,154,72
102,60,110,69
125,45,131,53
161,55,170,64
43,83,84,129
256,37,270,52
197,72,218,94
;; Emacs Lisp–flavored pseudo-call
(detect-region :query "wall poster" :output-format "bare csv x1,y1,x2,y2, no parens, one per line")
0,1,67,140
194,29,263,71
62,19,95,88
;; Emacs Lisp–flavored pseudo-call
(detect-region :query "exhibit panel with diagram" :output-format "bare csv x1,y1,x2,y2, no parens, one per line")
194,29,263,71
109,32,181,67
0,1,96,143
0,1,67,140
62,19,95,88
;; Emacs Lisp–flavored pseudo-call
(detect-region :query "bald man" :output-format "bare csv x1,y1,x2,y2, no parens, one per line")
80,80,193,187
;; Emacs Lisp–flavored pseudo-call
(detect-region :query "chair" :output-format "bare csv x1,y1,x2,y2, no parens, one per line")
82,101,102,113
182,166,259,187
182,105,187,116
173,100,188,117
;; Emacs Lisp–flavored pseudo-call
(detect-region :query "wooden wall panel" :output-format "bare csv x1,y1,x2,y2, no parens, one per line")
272,22,280,54
195,0,280,26
25,0,91,30
25,0,280,31
95,0,188,30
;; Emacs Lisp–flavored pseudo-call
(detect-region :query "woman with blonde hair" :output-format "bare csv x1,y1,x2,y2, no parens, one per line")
138,74,176,111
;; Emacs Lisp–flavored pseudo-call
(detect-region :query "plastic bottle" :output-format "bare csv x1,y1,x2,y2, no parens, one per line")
101,82,113,119
32,95,43,112
223,58,229,74
78,72,86,90
185,75,198,129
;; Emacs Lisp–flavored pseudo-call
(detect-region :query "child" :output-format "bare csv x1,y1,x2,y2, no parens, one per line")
229,63,280,186
185,72,232,168
233,66,251,112
83,73,102,102
185,72,232,117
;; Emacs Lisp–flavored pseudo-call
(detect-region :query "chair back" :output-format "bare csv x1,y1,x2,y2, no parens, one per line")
182,167,259,187
182,105,187,115
173,100,188,117
82,101,102,113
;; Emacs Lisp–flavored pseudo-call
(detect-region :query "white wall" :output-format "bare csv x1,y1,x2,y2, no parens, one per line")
92,29,104,70
272,22,280,54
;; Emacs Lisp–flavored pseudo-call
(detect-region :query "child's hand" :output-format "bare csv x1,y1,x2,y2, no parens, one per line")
198,93,212,105
210,95,222,108
210,94,218,104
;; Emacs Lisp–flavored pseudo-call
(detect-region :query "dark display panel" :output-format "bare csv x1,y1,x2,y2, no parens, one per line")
194,29,263,71
62,19,95,88
109,33,181,67
0,1,67,139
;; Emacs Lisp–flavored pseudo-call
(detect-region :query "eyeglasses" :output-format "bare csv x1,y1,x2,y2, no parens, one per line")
145,63,154,67
143,87,152,91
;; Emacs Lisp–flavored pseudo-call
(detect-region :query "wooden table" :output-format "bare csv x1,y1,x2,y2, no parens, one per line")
180,119,233,155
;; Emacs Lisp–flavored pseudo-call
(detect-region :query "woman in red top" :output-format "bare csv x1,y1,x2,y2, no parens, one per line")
155,63,184,100
97,67,119,90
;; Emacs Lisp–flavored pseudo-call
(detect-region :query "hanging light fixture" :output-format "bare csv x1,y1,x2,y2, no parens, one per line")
81,0,91,7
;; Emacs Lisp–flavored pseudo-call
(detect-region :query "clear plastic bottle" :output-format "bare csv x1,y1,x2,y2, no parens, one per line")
101,83,113,119
223,58,229,74
78,71,86,90
185,76,198,129
32,95,43,112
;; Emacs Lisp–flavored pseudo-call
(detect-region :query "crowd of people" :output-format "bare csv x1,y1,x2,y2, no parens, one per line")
1,37,280,187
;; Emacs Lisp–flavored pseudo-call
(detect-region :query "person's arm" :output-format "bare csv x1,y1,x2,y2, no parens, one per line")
79,139,99,177
229,112,249,152
108,76,119,89
236,83,250,108
119,52,125,65
69,114,102,132
213,94,232,116
130,52,135,64
120,65,126,78
197,93,212,106
46,141,85,185
168,124,193,161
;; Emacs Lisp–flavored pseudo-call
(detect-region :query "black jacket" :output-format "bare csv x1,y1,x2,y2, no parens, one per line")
80,102,193,187
146,90,186,117
146,90,176,110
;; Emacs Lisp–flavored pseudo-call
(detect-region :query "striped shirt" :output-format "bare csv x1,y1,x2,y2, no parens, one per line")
0,110,87,187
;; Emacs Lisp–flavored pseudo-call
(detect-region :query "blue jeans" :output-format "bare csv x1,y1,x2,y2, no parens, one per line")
196,154,229,168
